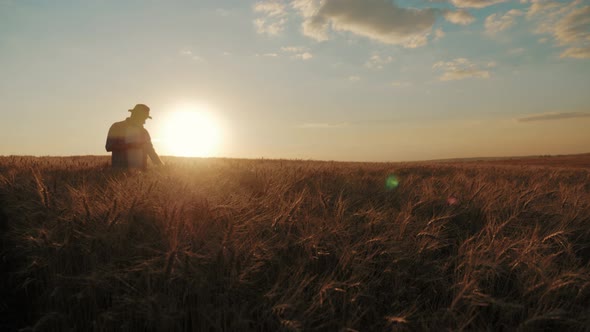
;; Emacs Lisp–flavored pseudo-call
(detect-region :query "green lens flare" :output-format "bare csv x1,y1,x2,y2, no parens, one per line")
385,174,399,190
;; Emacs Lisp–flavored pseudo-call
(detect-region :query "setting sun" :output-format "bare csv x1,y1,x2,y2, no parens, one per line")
160,105,222,157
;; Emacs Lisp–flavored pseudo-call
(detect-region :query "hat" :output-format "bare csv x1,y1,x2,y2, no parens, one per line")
128,104,152,119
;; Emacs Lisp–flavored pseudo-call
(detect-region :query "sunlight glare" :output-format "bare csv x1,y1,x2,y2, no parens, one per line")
161,104,222,157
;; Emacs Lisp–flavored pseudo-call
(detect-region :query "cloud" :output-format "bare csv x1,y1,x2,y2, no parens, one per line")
526,1,590,59
526,0,561,19
560,46,590,59
294,52,313,60
281,46,313,60
253,0,288,36
291,0,441,48
450,0,509,8
253,0,475,47
348,75,361,82
254,17,287,35
281,46,307,52
438,69,490,81
254,1,287,16
391,81,413,87
433,58,492,81
485,9,523,35
554,5,590,45
434,28,446,41
517,112,590,122
179,50,204,62
555,5,590,58
298,122,349,128
443,9,475,25
256,52,279,57
365,53,394,70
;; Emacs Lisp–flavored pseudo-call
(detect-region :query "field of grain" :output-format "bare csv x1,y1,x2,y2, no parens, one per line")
1,156,589,331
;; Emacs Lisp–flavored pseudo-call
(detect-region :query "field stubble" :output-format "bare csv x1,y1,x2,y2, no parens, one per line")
0,156,589,331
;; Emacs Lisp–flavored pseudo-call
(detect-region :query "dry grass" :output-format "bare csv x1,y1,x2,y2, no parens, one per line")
1,155,589,331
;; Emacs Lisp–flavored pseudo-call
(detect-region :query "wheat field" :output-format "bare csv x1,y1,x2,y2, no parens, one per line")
1,155,589,331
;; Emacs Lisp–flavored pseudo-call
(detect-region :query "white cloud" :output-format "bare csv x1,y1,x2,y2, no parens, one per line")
560,46,590,59
450,0,509,8
365,53,394,70
517,111,590,122
281,46,307,53
294,52,313,60
485,9,524,35
254,17,287,35
280,46,313,60
291,0,330,41
443,10,476,25
526,1,590,59
554,5,589,45
433,58,492,81
434,28,446,41
291,0,440,48
348,75,361,82
526,0,561,18
253,1,288,36
254,0,476,46
439,70,490,81
555,5,590,58
180,50,204,62
254,1,287,17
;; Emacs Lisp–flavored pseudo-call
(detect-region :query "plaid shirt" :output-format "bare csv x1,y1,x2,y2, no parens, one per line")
105,118,163,169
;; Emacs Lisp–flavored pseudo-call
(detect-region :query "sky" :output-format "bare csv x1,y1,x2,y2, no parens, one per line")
1,0,589,162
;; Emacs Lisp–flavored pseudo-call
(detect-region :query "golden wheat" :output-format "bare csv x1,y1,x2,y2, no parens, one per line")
0,156,589,331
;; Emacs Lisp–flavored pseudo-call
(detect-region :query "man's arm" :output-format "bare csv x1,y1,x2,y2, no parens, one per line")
143,130,164,166
147,147,164,166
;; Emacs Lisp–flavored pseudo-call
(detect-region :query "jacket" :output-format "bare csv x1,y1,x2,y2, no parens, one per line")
105,118,163,169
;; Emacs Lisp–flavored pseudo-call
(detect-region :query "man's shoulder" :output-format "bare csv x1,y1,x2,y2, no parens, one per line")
111,120,128,127
110,120,132,131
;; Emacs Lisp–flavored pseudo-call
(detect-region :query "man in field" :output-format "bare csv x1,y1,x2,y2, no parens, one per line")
105,104,164,169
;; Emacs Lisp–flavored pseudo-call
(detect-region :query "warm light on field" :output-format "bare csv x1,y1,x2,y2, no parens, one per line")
3,155,590,330
160,104,222,157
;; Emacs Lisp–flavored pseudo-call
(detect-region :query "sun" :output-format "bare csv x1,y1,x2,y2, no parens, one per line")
160,104,222,157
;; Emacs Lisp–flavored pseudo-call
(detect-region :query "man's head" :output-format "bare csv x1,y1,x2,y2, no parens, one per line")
128,104,152,125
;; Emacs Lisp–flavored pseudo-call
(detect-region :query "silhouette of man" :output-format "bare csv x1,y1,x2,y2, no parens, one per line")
106,104,164,169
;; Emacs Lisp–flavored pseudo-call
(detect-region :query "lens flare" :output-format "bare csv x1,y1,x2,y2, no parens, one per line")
447,196,459,206
385,174,399,190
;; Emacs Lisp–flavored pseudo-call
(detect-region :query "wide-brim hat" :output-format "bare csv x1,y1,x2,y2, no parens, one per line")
128,104,152,119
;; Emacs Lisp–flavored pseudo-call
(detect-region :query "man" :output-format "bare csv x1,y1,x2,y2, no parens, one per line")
106,104,164,169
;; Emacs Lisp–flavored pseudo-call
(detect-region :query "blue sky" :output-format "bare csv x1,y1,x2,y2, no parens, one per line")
1,0,589,161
